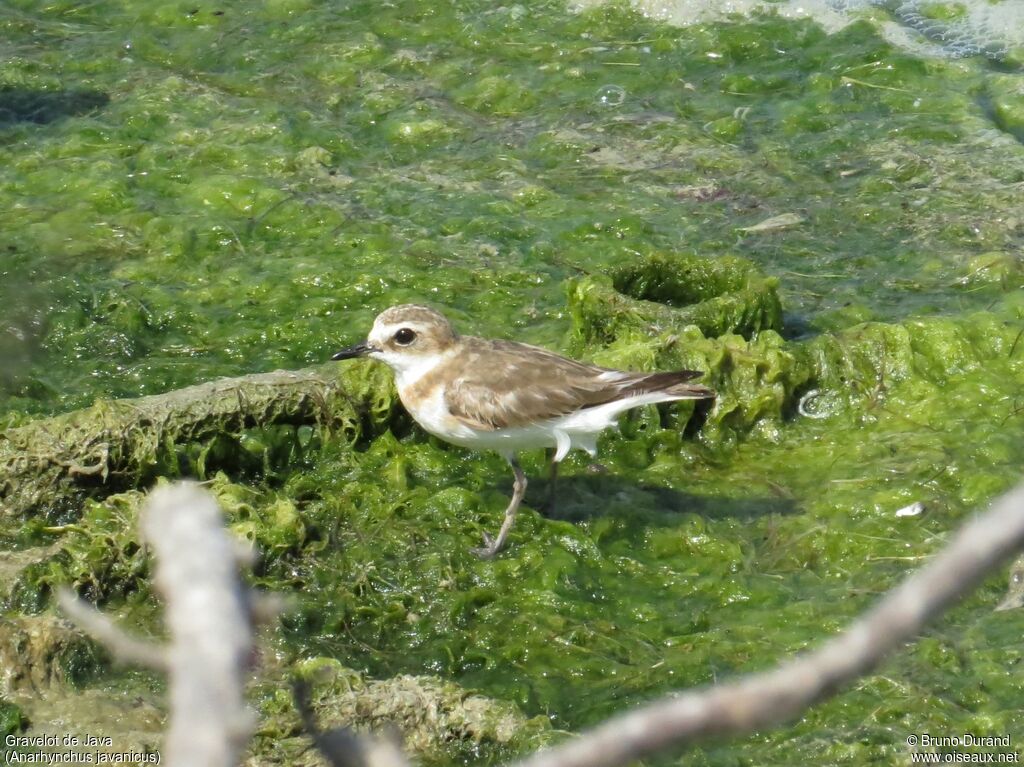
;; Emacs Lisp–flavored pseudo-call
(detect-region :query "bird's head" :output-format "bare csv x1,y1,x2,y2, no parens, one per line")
331,304,458,375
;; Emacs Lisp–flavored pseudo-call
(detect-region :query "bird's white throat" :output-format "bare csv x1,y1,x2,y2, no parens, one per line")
373,347,456,390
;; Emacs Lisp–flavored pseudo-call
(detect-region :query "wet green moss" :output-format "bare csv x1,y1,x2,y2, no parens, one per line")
568,251,783,348
6,491,150,613
0,364,396,521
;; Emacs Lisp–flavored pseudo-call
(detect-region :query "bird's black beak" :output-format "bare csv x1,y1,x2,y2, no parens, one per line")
331,341,376,361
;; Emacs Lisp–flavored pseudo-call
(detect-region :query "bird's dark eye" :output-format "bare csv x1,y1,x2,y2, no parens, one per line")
394,327,416,346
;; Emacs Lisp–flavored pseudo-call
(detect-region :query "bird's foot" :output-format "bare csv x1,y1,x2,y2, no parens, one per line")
470,532,502,560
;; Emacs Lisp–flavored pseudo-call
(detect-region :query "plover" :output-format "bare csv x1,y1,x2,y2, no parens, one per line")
332,304,714,558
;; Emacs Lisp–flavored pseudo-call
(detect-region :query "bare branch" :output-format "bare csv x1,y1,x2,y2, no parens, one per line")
57,588,167,670
57,481,257,767
141,482,256,767
512,483,1024,767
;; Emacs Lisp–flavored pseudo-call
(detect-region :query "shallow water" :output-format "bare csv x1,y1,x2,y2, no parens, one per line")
2,0,1024,764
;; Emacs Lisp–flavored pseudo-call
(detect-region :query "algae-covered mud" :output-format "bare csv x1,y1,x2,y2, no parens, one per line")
2,0,1024,764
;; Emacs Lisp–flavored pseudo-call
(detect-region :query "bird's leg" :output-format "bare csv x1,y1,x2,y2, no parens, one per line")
542,456,559,516
472,456,527,559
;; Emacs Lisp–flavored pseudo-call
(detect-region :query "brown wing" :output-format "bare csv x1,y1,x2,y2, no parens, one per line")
444,337,712,431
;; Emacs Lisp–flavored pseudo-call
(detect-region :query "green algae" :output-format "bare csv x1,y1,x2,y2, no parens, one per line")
1,0,1024,764
568,251,783,348
987,73,1024,143
570,259,1024,449
5,491,149,614
2,325,1022,764
7,471,328,615
3,476,554,764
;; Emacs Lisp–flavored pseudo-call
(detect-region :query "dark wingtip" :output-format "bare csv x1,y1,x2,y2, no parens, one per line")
618,370,716,400
676,370,715,397
677,384,716,399
675,370,715,398
644,370,706,387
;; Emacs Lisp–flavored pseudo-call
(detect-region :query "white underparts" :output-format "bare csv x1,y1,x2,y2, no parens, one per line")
406,386,700,462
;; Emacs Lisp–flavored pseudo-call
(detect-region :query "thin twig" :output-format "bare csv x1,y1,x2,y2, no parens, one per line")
57,589,168,670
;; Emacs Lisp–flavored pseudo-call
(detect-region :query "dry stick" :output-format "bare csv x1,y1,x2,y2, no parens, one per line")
143,482,255,767
512,483,1024,767
62,482,255,767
